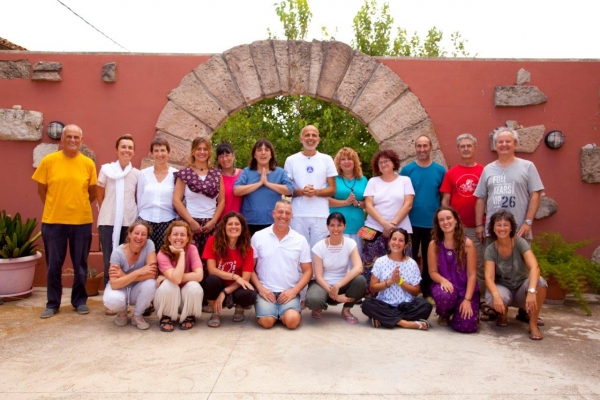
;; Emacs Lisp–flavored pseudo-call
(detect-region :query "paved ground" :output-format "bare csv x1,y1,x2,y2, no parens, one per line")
1,288,599,399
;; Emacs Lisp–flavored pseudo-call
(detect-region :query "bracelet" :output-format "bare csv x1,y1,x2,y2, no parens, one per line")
222,289,228,296
231,272,236,280
397,277,404,286
464,297,472,302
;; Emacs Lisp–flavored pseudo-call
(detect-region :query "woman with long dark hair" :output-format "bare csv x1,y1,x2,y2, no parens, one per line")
428,206,479,332
202,212,256,327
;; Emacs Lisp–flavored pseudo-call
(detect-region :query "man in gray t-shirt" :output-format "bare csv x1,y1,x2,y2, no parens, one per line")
474,128,544,242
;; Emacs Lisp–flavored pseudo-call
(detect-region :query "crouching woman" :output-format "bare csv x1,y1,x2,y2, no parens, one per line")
154,221,204,331
361,228,432,330
103,220,157,330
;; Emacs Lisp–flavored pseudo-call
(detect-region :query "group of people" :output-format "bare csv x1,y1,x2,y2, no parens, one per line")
33,123,547,340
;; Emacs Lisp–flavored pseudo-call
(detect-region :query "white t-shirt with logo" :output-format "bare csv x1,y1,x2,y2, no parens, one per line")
284,151,337,218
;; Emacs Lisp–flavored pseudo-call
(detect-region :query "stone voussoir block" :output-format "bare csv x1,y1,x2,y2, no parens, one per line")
0,59,31,80
334,51,379,109
288,41,311,95
580,147,600,183
272,40,290,94
495,86,547,107
102,62,116,82
379,119,438,161
535,195,558,219
155,101,213,141
316,41,353,101
351,64,409,125
250,40,281,97
194,55,245,113
489,125,545,153
0,108,43,141
167,73,228,130
308,40,324,96
33,143,59,167
368,91,428,143
223,44,263,104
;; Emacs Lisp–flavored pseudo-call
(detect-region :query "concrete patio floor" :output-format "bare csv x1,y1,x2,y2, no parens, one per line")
1,288,599,399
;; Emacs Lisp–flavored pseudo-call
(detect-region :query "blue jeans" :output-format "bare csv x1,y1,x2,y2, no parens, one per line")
255,292,301,319
42,223,92,310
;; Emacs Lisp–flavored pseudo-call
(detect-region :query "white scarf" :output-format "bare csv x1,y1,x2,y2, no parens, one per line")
100,161,132,250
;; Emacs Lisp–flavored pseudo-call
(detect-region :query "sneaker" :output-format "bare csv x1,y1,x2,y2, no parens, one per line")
40,308,58,319
75,305,90,315
131,315,150,330
114,313,128,327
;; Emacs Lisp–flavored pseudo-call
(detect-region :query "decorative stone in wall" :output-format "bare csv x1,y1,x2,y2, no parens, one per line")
0,59,31,80
592,246,600,265
154,40,445,166
534,194,558,219
580,147,600,183
494,86,547,107
102,62,116,82
32,61,62,81
33,143,59,167
489,124,545,153
0,108,43,141
79,144,96,162
516,68,531,85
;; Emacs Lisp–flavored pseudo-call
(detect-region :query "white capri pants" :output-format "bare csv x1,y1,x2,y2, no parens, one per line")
103,279,156,317
154,279,204,322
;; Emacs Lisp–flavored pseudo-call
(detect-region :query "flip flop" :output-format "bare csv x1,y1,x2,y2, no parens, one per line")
233,306,245,322
371,318,381,328
207,313,221,328
311,310,323,319
341,311,358,324
516,309,544,326
416,319,430,330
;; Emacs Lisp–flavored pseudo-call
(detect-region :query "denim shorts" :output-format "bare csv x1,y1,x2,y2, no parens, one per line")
255,292,302,319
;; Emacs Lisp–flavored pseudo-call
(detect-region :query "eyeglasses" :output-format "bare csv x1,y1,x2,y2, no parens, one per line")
378,159,390,166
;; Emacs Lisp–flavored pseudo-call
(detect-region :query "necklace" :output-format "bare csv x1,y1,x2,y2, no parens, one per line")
341,176,356,193
193,165,206,173
222,168,236,177
128,244,140,256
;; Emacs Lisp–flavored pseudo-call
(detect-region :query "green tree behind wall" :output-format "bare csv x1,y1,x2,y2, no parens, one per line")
213,0,472,175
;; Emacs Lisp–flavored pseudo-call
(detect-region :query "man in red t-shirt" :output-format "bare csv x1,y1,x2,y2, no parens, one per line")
440,134,484,284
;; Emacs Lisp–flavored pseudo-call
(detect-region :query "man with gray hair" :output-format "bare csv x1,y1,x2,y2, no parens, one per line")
474,128,544,243
32,124,97,319
441,133,484,274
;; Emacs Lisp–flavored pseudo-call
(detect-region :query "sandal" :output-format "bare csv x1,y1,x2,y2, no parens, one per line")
207,313,221,328
516,309,544,326
496,313,508,327
341,310,358,324
311,310,323,319
480,302,498,322
437,316,450,327
233,306,245,323
160,316,174,332
225,294,235,309
416,319,430,330
202,304,213,313
371,318,381,328
142,303,155,317
179,316,195,330
529,326,544,341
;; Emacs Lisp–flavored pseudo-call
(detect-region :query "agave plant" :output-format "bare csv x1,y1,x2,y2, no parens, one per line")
0,210,42,259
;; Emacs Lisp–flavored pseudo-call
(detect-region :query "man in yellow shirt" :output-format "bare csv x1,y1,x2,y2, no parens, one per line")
32,124,97,318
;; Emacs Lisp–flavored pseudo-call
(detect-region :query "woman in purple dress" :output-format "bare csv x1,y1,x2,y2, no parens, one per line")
427,206,479,333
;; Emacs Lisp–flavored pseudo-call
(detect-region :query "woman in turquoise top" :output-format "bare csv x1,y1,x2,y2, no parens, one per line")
329,147,368,257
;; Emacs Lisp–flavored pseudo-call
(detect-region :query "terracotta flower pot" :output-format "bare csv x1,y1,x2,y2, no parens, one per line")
85,276,103,296
544,277,567,305
0,251,41,298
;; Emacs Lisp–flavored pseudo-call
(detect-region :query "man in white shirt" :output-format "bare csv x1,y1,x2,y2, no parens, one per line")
284,125,337,249
251,200,313,329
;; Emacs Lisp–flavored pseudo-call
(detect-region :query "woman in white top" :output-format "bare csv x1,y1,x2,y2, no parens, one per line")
173,136,225,256
362,149,414,296
137,137,178,248
97,134,140,312
305,212,366,324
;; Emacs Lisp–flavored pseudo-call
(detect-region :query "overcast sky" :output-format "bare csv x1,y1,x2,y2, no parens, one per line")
2,0,599,59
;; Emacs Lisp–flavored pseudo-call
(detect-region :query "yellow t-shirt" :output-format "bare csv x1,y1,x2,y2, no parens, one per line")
31,151,98,224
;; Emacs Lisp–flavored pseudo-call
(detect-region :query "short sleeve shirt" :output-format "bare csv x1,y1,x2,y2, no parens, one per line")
202,235,254,286
440,163,484,227
157,245,203,288
484,237,531,290
311,237,357,285
110,240,156,288
97,166,140,227
371,255,421,306
400,161,446,228
364,175,414,233
31,151,97,224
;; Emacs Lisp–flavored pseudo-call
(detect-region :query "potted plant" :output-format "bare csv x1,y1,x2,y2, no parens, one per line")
0,210,42,299
532,231,600,316
62,267,103,296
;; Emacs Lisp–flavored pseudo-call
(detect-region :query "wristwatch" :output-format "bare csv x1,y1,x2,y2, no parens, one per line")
527,288,537,294
525,219,532,226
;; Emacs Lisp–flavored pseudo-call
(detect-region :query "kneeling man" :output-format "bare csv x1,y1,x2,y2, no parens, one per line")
251,200,312,329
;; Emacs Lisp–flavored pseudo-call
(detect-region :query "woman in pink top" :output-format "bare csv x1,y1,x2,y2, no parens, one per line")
154,221,204,332
216,142,242,218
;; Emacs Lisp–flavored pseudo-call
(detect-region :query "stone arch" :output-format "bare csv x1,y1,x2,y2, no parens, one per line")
148,39,446,169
